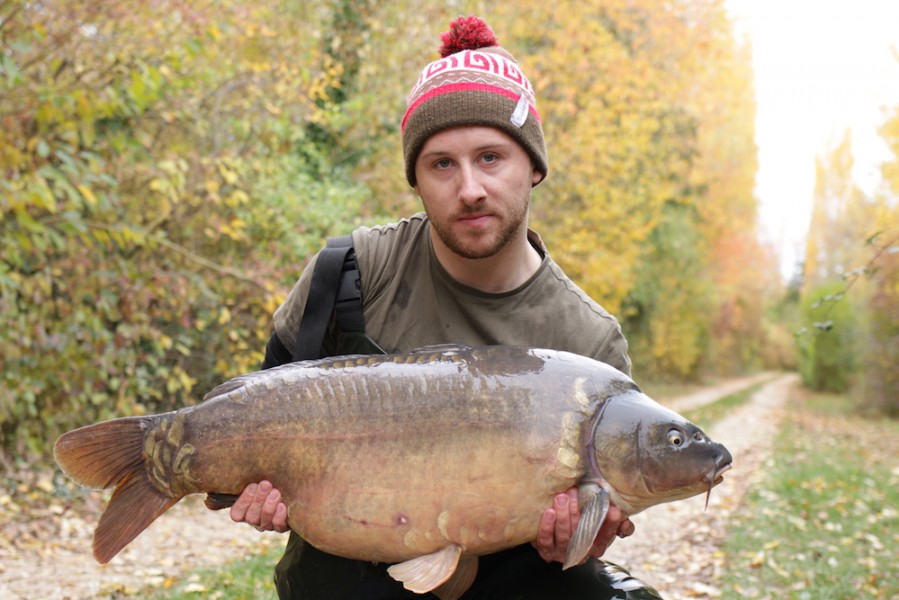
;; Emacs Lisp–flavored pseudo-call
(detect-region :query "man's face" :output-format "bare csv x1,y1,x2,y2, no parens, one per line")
414,126,543,260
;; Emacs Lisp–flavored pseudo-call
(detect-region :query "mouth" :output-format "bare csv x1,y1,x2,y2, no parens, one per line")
456,213,494,228
703,458,733,510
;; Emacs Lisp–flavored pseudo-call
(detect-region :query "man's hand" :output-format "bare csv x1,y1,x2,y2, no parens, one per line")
229,480,290,533
533,488,634,564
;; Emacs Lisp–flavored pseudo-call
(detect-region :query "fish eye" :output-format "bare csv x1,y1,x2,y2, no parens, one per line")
667,429,684,447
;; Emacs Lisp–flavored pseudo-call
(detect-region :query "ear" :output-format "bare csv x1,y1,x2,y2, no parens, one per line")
532,167,544,186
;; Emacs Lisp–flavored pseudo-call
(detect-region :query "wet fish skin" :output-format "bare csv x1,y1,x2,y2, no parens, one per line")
54,345,732,598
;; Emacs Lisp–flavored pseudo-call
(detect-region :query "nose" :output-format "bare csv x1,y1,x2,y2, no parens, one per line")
458,163,486,205
689,427,733,465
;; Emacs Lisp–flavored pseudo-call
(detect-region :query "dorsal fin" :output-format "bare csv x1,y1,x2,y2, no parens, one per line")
409,343,472,354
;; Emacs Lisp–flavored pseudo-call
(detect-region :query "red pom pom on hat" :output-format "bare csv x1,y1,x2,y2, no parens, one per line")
439,16,498,57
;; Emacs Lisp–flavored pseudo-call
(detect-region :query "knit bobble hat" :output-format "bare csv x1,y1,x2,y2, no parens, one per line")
401,16,548,187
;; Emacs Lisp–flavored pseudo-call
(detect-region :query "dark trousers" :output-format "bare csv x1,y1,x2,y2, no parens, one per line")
274,532,663,599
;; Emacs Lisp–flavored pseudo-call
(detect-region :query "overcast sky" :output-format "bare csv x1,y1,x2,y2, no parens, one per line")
725,0,899,279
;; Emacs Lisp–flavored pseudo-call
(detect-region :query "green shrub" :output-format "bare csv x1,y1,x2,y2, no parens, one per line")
797,281,857,392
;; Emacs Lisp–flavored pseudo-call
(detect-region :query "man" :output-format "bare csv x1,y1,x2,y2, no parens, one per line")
228,16,651,599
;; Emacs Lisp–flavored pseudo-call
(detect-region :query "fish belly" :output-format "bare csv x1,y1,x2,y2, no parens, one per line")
285,428,566,562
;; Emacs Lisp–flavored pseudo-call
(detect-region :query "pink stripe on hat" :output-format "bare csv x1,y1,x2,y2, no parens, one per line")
402,82,541,133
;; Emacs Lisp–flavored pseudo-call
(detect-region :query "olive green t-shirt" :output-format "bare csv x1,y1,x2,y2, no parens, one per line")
273,213,630,376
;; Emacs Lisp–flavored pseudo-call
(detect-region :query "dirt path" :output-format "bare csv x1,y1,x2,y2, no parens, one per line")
0,373,791,599
659,372,776,413
0,494,285,599
604,373,797,599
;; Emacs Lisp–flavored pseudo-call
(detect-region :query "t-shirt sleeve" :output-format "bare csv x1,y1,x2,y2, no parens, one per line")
595,322,632,377
271,252,320,355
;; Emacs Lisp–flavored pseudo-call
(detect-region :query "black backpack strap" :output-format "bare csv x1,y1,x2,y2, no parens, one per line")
332,238,365,336
292,234,364,361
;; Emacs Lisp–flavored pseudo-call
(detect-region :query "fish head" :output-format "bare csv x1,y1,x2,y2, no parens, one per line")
590,389,732,515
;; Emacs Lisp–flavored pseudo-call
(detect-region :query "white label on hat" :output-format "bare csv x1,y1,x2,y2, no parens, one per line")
510,93,529,128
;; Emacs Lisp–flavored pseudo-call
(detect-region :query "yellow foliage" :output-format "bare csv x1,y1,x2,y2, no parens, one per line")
1,0,774,456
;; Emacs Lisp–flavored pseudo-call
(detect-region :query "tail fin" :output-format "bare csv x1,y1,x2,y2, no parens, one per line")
54,417,182,563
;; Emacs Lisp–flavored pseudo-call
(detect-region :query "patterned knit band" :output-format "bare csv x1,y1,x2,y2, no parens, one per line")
401,17,548,186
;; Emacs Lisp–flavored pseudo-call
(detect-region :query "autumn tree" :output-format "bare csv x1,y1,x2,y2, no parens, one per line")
855,226,899,416
797,130,899,399
856,104,899,416
624,201,712,378
1,0,779,458
685,16,783,376
0,0,374,454
488,0,763,378
798,133,862,391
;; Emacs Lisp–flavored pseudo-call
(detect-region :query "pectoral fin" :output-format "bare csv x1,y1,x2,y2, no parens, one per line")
387,544,463,594
563,482,610,569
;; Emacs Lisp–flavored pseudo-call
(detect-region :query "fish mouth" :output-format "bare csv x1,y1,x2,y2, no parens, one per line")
703,457,733,510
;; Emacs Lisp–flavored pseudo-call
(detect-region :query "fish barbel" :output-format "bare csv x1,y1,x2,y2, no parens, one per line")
54,345,732,599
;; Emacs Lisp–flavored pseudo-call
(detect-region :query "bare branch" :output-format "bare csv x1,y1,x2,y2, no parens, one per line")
149,234,267,289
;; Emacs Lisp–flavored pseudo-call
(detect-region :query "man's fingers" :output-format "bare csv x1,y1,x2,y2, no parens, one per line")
272,502,290,532
244,480,273,526
536,508,556,547
566,489,579,526
533,508,557,561
617,517,636,538
229,483,258,523
552,493,572,547
258,487,283,529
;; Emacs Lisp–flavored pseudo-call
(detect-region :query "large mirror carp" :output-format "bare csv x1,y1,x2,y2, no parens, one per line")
55,345,732,599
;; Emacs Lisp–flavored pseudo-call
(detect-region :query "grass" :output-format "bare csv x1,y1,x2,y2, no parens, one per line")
640,379,709,402
145,546,282,599
720,389,899,599
679,382,766,429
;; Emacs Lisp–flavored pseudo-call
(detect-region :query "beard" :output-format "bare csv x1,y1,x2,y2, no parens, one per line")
429,198,530,260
